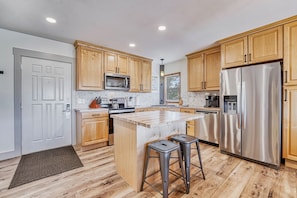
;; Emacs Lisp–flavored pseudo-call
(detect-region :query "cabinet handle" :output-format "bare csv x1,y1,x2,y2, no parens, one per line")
249,53,251,62
285,71,288,83
92,114,101,117
244,54,247,63
204,81,206,89
284,89,287,102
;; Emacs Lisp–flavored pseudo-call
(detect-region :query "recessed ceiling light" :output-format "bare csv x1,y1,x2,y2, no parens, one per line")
46,17,56,24
158,25,166,31
129,43,136,47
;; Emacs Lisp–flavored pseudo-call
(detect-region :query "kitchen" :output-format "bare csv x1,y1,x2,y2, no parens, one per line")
1,0,297,197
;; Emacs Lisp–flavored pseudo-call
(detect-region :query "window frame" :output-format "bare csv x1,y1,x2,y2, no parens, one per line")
164,72,181,103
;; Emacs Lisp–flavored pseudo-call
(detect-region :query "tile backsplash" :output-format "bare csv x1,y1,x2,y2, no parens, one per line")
74,90,160,109
74,90,219,109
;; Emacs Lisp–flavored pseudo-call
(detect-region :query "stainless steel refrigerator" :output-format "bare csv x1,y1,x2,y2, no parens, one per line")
220,61,282,168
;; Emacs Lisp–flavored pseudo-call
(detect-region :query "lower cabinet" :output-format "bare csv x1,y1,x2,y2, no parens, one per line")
283,86,297,168
180,108,196,136
76,111,109,151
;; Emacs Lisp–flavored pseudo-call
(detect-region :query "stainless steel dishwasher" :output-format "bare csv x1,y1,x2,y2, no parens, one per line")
195,110,220,144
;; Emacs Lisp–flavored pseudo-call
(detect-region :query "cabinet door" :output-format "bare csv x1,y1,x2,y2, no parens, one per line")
104,51,117,74
187,123,195,136
249,26,283,64
204,48,221,90
118,54,129,75
221,37,247,68
77,46,104,90
284,21,297,86
141,60,152,92
180,108,196,136
187,53,204,91
283,86,297,162
82,117,108,146
129,57,141,92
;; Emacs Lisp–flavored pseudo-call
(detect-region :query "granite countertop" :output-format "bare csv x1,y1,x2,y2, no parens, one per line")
111,110,204,128
75,108,108,113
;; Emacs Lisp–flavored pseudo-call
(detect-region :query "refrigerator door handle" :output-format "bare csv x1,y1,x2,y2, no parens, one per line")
242,84,246,130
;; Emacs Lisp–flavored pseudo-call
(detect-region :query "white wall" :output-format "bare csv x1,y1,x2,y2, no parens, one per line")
164,58,219,107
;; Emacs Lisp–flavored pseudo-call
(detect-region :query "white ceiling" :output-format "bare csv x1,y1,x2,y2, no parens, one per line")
0,0,297,64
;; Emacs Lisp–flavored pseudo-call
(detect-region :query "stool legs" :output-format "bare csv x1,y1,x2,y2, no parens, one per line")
181,143,191,193
196,141,205,180
159,152,170,198
141,147,151,191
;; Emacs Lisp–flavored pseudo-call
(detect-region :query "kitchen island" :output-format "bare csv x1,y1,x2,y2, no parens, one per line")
111,110,203,192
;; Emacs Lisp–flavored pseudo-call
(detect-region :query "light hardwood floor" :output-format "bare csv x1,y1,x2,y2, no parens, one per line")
0,143,296,198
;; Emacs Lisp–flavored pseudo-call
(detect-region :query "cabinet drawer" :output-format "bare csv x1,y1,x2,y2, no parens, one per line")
81,112,108,119
180,108,195,114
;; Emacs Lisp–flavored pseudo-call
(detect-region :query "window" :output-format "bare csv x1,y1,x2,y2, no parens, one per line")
164,72,180,103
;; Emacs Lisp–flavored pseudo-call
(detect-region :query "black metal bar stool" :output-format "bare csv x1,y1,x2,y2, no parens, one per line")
141,140,186,198
169,134,205,193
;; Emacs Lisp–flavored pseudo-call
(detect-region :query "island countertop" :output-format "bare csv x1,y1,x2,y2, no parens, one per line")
111,110,203,128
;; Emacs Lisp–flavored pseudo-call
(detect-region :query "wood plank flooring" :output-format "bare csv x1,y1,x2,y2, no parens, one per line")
0,143,296,198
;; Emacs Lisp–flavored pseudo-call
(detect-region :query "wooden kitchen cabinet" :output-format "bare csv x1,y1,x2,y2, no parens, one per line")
129,57,152,92
76,111,109,151
188,53,204,91
75,45,104,90
187,46,220,91
141,60,152,92
104,51,128,75
284,20,297,86
221,26,283,68
283,86,297,169
180,108,195,136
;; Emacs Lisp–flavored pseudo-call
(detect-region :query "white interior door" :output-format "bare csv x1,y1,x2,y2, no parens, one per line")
21,57,72,154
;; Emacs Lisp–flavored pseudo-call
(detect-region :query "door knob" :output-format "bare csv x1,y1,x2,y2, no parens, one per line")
63,104,71,112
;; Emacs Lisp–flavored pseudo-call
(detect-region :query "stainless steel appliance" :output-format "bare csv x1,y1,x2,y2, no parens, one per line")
104,73,130,91
220,61,282,168
195,110,220,144
205,95,220,107
101,97,135,145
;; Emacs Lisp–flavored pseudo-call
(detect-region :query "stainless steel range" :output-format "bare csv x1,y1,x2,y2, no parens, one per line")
101,97,135,145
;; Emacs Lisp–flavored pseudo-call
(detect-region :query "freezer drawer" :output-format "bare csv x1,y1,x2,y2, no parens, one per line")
195,111,220,144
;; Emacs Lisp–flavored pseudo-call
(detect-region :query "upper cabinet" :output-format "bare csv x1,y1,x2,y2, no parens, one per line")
187,46,221,91
75,44,104,90
221,26,283,68
74,40,152,91
104,52,128,75
129,57,152,92
284,20,297,86
141,60,152,92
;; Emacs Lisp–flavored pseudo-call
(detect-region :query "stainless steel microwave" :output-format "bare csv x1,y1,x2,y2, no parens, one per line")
104,73,130,91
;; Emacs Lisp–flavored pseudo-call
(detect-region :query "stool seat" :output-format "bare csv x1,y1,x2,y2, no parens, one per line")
170,134,198,144
149,140,180,153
